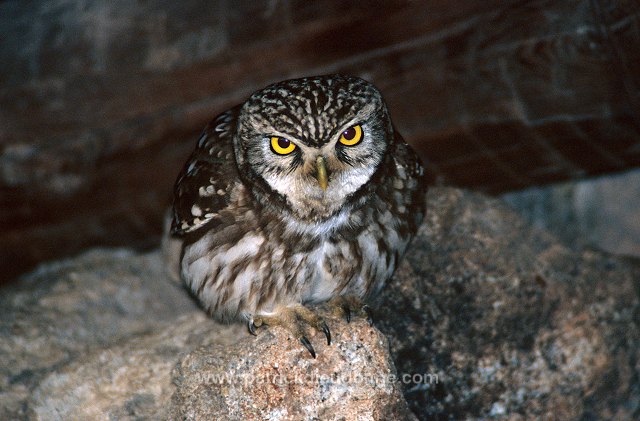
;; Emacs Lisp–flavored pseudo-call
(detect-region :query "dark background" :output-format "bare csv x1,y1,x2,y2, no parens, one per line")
1,0,639,284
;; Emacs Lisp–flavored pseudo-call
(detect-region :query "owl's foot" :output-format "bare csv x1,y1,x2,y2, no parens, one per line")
326,295,374,325
248,305,331,359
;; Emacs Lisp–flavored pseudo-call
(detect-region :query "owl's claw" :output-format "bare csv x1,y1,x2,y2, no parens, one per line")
321,321,331,345
342,303,352,323
328,296,374,326
363,305,374,326
300,336,316,359
249,305,331,359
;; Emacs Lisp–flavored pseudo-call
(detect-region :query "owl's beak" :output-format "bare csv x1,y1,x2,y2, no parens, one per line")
316,156,328,191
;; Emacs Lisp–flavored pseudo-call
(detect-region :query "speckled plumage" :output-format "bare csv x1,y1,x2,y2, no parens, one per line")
172,75,426,331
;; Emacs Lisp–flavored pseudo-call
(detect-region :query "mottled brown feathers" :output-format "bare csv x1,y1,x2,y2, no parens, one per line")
172,75,426,324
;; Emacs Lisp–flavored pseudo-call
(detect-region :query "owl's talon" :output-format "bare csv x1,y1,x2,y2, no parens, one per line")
252,305,330,357
328,296,373,325
300,336,316,359
342,304,352,323
363,305,374,326
321,321,332,345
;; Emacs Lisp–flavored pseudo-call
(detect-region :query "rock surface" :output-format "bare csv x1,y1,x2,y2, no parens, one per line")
1,187,639,419
2,0,639,284
170,319,414,421
0,249,198,418
378,188,640,419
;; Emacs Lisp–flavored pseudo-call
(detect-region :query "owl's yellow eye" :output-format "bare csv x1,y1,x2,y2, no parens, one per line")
270,136,297,155
338,125,363,146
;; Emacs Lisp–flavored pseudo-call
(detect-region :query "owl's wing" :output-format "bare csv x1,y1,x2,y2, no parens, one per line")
171,107,241,235
389,130,428,229
392,131,426,186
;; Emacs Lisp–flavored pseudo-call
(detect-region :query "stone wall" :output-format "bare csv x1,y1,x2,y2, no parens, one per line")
2,0,639,282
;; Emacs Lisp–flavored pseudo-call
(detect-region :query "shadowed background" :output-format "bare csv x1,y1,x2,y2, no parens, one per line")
1,0,639,283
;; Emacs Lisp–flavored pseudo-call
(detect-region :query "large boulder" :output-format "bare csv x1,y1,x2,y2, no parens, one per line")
1,187,638,419
378,188,640,419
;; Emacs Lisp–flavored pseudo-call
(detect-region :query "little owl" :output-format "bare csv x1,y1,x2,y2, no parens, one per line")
171,75,426,358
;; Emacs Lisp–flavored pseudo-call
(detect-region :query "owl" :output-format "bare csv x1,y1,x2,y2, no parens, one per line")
172,75,426,358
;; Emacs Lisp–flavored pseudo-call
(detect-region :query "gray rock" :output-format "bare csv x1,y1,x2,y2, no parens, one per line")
0,249,199,419
378,188,640,419
1,187,638,420
30,314,241,420
503,169,640,257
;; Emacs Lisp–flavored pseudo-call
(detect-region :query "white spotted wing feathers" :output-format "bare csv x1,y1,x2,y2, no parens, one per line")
171,108,240,234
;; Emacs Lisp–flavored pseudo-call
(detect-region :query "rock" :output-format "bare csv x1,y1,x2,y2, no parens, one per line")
29,314,242,420
503,169,640,257
1,251,412,420
377,188,640,419
1,187,639,419
0,249,200,418
170,320,415,421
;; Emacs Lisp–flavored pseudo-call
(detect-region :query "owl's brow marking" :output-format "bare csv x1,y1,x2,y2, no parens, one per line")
246,78,380,148
312,88,329,113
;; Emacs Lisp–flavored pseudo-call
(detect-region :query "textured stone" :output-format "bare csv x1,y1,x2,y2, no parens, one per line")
0,250,413,420
29,314,241,420
378,188,640,419
2,0,639,283
1,187,639,420
170,321,415,421
0,249,200,419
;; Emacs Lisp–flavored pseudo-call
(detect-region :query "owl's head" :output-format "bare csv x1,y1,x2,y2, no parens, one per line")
234,75,393,222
